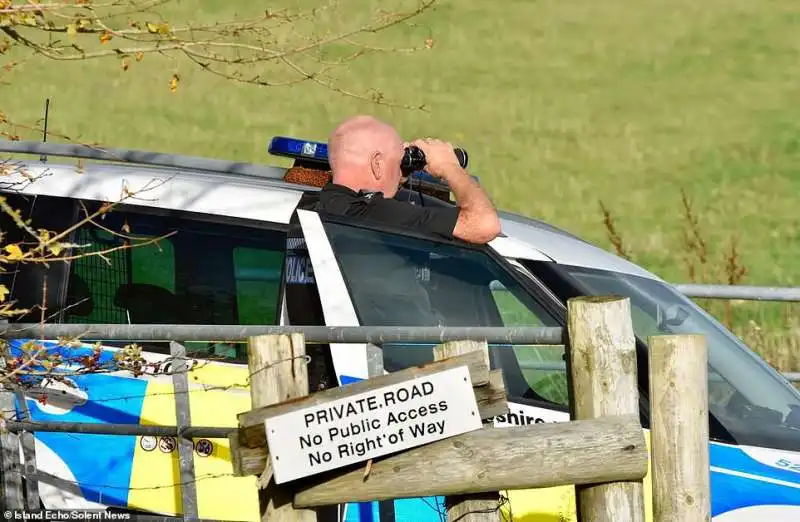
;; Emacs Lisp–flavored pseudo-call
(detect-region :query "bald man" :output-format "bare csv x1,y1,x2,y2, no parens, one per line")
316,115,501,244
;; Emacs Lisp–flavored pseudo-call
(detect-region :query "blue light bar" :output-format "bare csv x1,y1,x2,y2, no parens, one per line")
268,135,479,188
268,136,330,164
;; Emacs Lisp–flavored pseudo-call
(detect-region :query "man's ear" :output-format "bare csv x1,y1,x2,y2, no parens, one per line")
369,150,383,181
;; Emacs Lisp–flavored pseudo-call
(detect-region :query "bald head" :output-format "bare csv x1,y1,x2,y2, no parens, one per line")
328,115,405,197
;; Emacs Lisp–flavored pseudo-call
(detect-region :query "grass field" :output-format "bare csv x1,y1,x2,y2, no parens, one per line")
1,0,798,369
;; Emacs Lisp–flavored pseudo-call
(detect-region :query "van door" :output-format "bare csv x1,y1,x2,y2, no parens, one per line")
294,208,394,522
305,212,573,522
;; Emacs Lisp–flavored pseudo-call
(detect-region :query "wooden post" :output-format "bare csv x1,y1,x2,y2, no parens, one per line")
170,341,198,521
567,296,645,522
12,389,38,509
0,389,23,509
433,340,500,522
247,333,318,522
649,335,710,522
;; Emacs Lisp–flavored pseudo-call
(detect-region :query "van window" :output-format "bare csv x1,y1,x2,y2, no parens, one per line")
491,282,569,407
536,262,800,452
322,220,565,406
62,202,287,362
0,193,77,323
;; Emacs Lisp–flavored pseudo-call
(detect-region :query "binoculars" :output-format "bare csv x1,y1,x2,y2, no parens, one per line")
400,145,469,175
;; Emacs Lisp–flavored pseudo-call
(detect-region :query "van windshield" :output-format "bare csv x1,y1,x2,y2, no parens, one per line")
549,264,800,451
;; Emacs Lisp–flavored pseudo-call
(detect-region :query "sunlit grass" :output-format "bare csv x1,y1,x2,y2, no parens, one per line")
1,0,798,369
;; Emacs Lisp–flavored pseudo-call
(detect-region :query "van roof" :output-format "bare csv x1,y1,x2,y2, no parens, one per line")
0,140,661,281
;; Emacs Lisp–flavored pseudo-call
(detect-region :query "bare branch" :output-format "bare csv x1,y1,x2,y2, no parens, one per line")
0,0,437,113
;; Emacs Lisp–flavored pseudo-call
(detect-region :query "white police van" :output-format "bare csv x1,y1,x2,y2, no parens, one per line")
1,137,799,521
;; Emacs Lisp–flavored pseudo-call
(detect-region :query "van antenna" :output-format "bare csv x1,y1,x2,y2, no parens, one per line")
39,98,50,163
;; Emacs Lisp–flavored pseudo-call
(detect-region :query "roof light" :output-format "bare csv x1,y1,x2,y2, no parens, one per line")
268,135,479,198
268,136,330,165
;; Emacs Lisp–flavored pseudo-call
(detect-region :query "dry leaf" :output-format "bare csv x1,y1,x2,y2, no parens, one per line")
135,51,144,62
4,244,23,261
146,22,170,35
47,243,65,256
424,38,434,49
100,32,113,44
0,283,8,302
169,74,179,93
121,57,130,71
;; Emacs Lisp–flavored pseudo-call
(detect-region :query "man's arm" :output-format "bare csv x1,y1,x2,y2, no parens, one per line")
409,139,501,244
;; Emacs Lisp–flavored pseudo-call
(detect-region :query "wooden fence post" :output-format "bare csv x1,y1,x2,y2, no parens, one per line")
0,388,23,509
247,333,319,522
649,334,710,522
433,340,501,522
567,296,645,522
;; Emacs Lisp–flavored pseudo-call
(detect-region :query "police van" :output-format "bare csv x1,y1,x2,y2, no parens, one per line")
1,137,799,521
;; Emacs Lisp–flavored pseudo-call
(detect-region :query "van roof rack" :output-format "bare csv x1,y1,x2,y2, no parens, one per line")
0,139,286,180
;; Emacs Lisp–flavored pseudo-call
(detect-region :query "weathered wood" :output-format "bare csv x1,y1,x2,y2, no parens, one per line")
567,296,645,522
293,414,647,507
433,340,499,522
0,389,24,509
231,369,507,478
649,334,710,522
472,370,508,419
13,390,38,509
236,350,491,450
247,334,318,522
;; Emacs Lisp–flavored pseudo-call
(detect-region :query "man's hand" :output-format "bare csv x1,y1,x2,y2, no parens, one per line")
406,137,501,244
407,138,462,180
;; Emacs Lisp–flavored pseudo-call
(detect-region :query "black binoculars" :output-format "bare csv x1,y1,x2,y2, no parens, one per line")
400,145,469,175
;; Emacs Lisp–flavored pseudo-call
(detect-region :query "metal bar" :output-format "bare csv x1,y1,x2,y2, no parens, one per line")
0,390,24,509
517,361,800,381
675,284,800,302
171,342,198,521
517,361,800,383
783,372,800,383
4,421,231,438
0,324,566,345
12,390,39,509
0,139,286,180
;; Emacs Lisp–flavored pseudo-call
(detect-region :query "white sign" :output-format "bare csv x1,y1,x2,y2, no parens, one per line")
264,365,482,484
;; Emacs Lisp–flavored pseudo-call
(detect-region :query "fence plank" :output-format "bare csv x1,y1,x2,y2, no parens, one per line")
247,333,318,522
0,389,23,509
13,390,38,509
567,296,645,522
170,341,198,521
649,335,711,522
433,340,500,522
293,414,647,507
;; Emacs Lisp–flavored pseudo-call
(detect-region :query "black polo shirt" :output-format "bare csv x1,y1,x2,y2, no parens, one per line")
314,182,460,239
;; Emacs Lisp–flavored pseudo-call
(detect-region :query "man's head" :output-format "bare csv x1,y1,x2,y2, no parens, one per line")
328,115,405,198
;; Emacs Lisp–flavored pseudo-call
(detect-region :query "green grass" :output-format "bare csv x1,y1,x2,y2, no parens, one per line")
2,0,799,369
